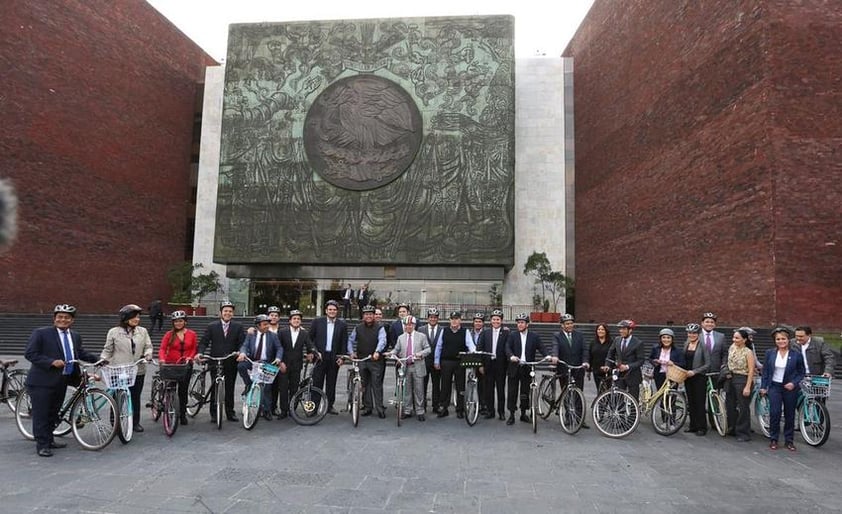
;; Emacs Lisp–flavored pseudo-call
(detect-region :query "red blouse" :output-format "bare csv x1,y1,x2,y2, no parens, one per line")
159,329,198,363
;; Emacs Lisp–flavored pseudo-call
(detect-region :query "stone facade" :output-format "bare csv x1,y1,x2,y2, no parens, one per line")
565,0,842,328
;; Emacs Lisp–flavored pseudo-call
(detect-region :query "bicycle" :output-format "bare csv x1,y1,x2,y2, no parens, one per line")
592,359,640,438
289,357,329,426
388,354,411,426
460,351,494,427
99,358,144,444
518,357,552,434
536,366,561,419
148,359,193,437
757,375,831,447
706,372,728,436
240,356,280,430
555,360,588,435
15,359,119,450
185,363,209,418
0,359,26,413
638,365,688,436
341,354,371,427
192,352,238,430
639,362,657,406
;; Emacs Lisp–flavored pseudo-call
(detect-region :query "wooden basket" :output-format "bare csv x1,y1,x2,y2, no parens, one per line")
666,365,689,384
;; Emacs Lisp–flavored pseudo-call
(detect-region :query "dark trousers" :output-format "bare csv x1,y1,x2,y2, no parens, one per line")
343,300,352,318
279,363,302,414
312,352,340,408
617,371,641,400
439,360,464,412
592,370,609,395
507,364,531,413
726,374,752,438
28,382,68,451
209,360,238,417
150,315,163,332
176,375,189,417
424,362,441,411
684,373,707,431
129,373,146,426
483,358,507,415
768,382,799,443
359,360,384,414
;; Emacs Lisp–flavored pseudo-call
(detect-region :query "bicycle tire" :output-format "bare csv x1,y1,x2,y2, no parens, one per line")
243,385,261,430
710,389,728,437
592,390,640,438
395,379,404,427
115,389,133,444
753,393,770,438
163,387,179,437
465,380,479,426
15,388,74,440
4,370,27,413
150,377,163,422
290,384,328,426
651,390,687,436
71,389,118,450
799,399,830,447
531,385,538,434
559,386,586,435
186,370,206,417
538,376,560,420
215,381,224,430
639,379,656,415
352,378,361,427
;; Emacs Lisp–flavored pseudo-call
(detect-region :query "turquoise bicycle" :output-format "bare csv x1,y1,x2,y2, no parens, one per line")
100,358,145,444
756,375,831,447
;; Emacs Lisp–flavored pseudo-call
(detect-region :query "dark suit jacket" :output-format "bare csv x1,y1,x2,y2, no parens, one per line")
240,331,283,362
790,338,836,376
553,330,589,368
279,328,313,366
505,330,547,376
418,323,444,368
606,335,646,384
477,326,511,362
199,320,245,357
389,320,404,350
760,349,806,390
25,326,99,387
309,316,348,354
648,345,686,375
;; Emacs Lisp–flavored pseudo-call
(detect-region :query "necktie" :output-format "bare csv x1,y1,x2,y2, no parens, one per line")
255,333,264,360
61,330,74,375
431,327,437,345
566,332,572,348
621,338,627,352
705,333,712,352
406,334,413,365
223,323,229,338
492,330,498,359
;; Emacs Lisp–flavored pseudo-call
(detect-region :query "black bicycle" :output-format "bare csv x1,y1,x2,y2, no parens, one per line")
187,352,238,429
0,359,26,413
289,357,328,426
148,359,193,437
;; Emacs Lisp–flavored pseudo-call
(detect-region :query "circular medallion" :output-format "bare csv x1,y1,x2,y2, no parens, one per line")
303,75,423,191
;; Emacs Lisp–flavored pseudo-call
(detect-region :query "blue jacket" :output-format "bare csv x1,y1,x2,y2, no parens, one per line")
760,349,805,390
240,331,283,362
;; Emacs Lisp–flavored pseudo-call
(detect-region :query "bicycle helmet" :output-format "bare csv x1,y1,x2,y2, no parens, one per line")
254,314,271,324
473,312,485,321
737,326,757,336
325,299,340,308
361,305,376,314
427,307,440,317
405,316,417,325
685,323,701,333
515,313,530,322
659,328,675,338
219,300,235,311
397,302,410,309
490,309,504,319
561,313,574,323
449,311,462,319
171,310,188,321
702,312,717,321
53,304,77,317
288,309,303,319
119,304,143,323
770,326,790,337
267,306,281,314
617,319,636,329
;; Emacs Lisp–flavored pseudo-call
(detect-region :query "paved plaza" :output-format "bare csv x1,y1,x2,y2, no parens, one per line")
1,361,841,513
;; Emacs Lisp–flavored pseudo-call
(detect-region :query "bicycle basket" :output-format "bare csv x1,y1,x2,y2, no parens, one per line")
159,363,192,382
665,365,689,384
459,353,485,368
251,362,279,384
100,363,138,389
641,361,655,379
801,375,831,399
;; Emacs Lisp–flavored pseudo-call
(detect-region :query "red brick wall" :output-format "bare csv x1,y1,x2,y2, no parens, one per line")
564,0,842,329
0,0,217,313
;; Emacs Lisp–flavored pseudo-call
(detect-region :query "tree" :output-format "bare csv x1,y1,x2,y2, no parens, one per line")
523,252,573,313
167,262,223,306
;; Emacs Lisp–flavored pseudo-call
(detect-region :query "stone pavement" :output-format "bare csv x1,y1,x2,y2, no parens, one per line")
1,361,841,513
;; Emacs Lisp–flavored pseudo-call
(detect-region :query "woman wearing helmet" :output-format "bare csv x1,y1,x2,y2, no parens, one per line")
101,304,154,432
158,311,198,425
682,323,710,435
649,328,685,389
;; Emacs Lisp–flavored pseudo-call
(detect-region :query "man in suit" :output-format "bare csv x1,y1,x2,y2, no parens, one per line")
505,313,554,425
468,313,487,415
198,300,246,422
418,307,443,413
356,284,370,319
792,326,836,378
477,309,509,420
237,315,284,420
389,303,411,350
554,313,590,427
434,311,475,418
604,319,646,400
390,316,432,421
347,305,387,418
24,304,100,457
341,284,354,319
277,309,314,419
700,312,727,377
310,300,348,414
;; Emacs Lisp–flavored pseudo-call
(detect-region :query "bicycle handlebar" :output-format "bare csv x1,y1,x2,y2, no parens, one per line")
458,351,495,356
340,354,372,363
195,352,239,362
557,360,587,370
67,358,109,367
387,354,413,363
520,357,552,366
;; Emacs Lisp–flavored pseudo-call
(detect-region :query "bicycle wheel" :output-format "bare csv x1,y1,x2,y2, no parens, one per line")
639,379,656,415
710,389,728,437
71,389,118,450
115,389,133,444
465,380,479,426
162,387,179,437
592,390,640,438
186,370,206,417
290,385,328,426
215,381,224,430
149,377,162,422
531,385,539,433
799,399,830,447
396,379,404,427
538,376,560,420
651,390,687,436
243,385,261,430
753,393,770,438
559,387,586,435
4,370,27,413
14,388,35,440
352,378,361,427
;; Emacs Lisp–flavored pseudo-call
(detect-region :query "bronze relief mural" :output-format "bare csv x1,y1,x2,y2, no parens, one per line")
216,15,514,267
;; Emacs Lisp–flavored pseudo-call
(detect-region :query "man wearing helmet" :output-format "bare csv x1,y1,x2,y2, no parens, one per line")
310,300,348,415
418,307,443,413
277,310,314,419
604,320,646,399
199,300,246,422
347,305,388,418
700,312,727,430
468,313,487,416
237,315,284,421
554,314,590,427
505,313,553,425
24,304,99,457
477,309,510,420
434,311,476,418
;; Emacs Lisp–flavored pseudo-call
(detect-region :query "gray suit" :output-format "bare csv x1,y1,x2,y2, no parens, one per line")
393,331,431,415
701,330,727,375
790,337,836,376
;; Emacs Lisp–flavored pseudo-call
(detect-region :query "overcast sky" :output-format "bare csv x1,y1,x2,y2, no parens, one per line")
146,0,595,60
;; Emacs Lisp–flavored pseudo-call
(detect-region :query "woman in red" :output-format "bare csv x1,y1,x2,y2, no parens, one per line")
158,310,197,425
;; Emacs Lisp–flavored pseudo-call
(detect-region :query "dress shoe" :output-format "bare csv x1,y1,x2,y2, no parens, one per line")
506,414,515,425
134,424,144,433
684,427,697,433
519,412,530,423
696,429,707,436
180,416,189,426
785,442,796,452
227,414,238,422
276,411,288,420
37,448,53,457
361,410,373,417
769,440,778,450
49,440,67,449
437,409,449,418
498,413,506,421
417,414,426,422
456,411,464,419
327,407,339,415
378,412,386,419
